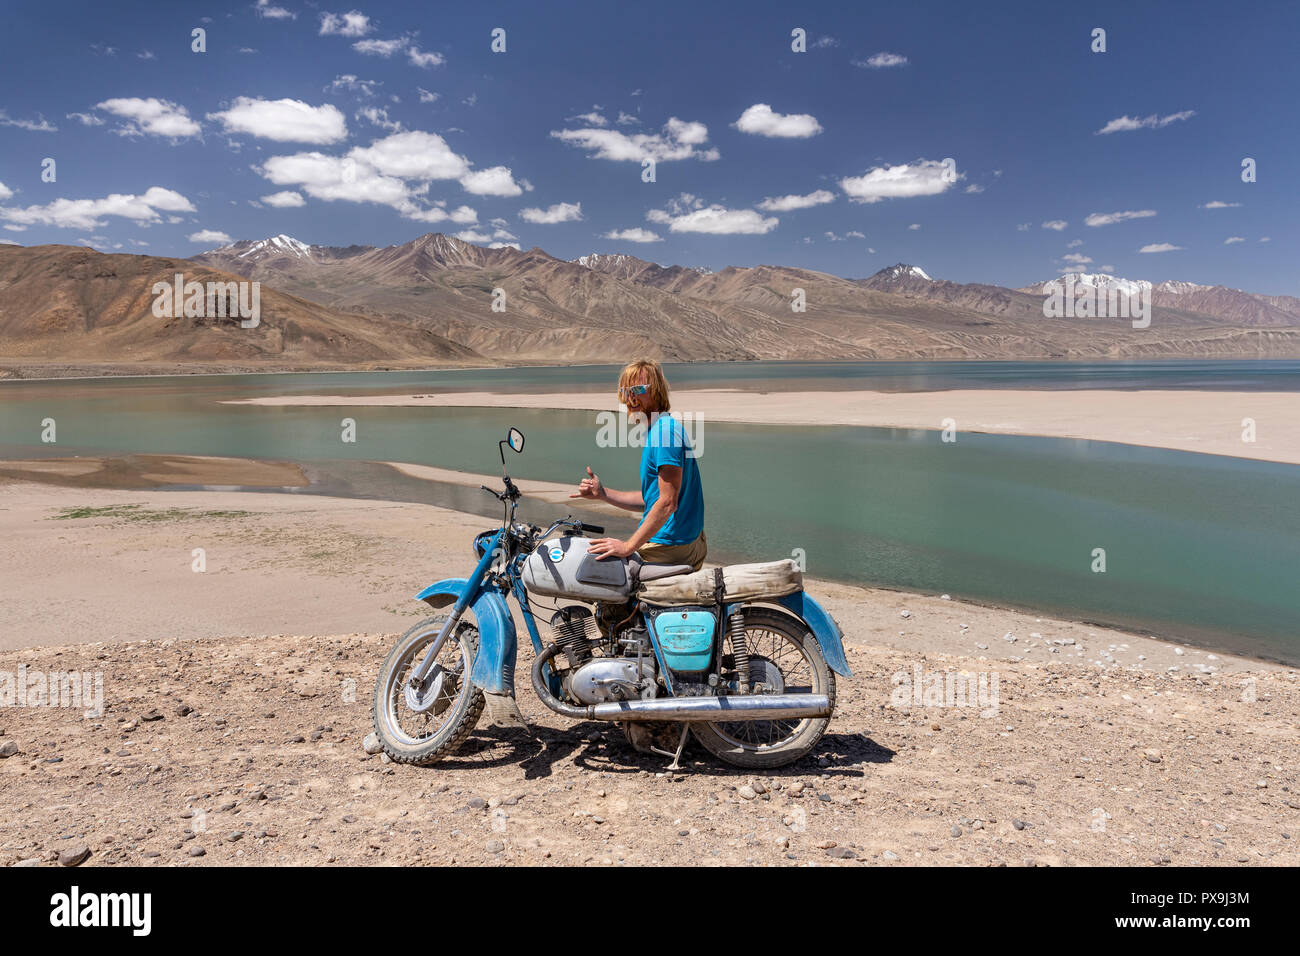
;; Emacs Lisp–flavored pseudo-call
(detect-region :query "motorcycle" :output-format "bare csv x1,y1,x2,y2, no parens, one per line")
371,426,851,769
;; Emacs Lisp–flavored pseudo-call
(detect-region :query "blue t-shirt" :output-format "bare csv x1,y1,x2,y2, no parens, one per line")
640,412,704,545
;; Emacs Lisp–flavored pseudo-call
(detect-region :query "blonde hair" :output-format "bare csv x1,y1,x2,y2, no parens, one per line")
618,358,671,414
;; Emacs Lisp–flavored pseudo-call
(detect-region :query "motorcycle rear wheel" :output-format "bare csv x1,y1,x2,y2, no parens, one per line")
691,608,836,769
372,615,484,765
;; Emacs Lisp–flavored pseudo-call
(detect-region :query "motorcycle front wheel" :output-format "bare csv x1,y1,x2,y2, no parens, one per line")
691,607,836,769
372,615,484,765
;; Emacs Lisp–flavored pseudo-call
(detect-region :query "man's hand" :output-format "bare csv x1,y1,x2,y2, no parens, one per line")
587,537,635,561
569,465,605,501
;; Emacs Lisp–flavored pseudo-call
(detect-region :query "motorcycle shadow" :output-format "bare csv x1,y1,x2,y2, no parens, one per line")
432,724,895,780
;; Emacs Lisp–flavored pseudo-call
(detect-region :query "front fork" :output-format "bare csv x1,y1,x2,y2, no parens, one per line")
409,531,504,691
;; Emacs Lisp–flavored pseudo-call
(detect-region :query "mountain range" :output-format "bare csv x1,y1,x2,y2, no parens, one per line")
3,233,1299,375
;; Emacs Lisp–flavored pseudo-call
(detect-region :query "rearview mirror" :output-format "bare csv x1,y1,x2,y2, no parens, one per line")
508,427,525,453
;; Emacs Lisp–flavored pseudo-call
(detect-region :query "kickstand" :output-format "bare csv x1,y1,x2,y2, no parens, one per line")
649,724,691,771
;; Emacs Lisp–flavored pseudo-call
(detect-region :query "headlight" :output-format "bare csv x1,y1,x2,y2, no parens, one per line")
472,530,497,559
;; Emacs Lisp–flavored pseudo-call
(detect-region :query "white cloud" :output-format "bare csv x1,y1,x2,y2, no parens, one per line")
853,52,909,69
454,229,493,243
908,223,920,230
840,160,957,204
550,115,718,162
408,46,444,68
615,111,638,126
568,111,607,126
354,37,408,56
1200,200,1241,209
0,182,12,201
137,50,155,60
1224,236,1245,244
1085,209,1157,227
319,11,372,36
94,98,200,138
519,202,583,224
188,229,232,244
648,196,777,235
756,189,835,212
418,88,439,103
458,165,524,197
208,97,347,144
1016,223,1031,231
1062,253,1092,264
1138,242,1183,253
0,238,21,244
1259,236,1271,243
604,227,661,243
733,104,822,139
1096,110,1195,134
813,36,838,48
846,230,865,239
255,0,295,20
0,186,195,230
258,131,507,223
327,74,381,97
356,106,401,132
262,190,306,208
66,112,105,126
1042,220,1068,231
965,183,984,193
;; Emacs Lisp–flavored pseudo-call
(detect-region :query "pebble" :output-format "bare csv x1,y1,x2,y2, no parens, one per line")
882,850,899,860
789,782,805,795
468,797,487,810
362,733,383,755
1144,749,1163,763
227,831,244,842
751,781,767,795
950,826,963,837
188,845,206,857
940,594,950,600
176,703,194,717
1003,633,1017,643
58,845,91,867
0,740,18,758
899,610,911,619
485,840,505,854
826,847,856,859
1012,819,1027,831
738,785,757,800
14,858,43,867
815,840,837,849
141,709,164,722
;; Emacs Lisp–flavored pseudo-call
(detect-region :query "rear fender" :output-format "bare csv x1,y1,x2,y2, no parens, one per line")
730,591,852,678
415,578,517,696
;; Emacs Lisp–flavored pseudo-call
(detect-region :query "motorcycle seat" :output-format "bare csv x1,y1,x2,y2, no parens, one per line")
637,561,695,582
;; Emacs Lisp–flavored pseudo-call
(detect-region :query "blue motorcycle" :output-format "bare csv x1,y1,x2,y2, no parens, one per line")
372,427,851,769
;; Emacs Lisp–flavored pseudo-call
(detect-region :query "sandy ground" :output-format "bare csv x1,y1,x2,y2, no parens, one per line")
1,478,1297,867
230,388,1300,465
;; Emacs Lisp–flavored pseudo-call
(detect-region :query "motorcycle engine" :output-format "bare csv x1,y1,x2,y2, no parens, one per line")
549,607,658,704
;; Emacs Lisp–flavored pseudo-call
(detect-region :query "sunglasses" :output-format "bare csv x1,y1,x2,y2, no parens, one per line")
618,384,649,400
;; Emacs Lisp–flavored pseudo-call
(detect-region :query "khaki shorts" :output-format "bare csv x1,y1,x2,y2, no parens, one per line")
637,530,707,572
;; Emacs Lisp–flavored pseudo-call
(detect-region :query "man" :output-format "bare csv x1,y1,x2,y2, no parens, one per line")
571,359,707,571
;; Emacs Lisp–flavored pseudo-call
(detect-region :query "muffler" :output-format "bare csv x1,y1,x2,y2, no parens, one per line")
531,643,830,723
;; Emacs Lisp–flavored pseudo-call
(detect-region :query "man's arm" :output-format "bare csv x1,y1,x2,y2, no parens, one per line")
623,465,681,552
570,465,643,512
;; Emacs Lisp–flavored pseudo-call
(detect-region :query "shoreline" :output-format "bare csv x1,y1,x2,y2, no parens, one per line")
229,387,1300,467
0,459,1292,670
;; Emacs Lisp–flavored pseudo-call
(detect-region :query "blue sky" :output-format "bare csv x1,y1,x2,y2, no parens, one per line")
0,0,1296,293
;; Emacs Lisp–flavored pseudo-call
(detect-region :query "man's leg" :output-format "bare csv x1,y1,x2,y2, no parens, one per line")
637,530,707,572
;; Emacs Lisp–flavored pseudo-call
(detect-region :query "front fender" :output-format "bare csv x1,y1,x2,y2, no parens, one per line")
771,591,852,678
415,578,517,696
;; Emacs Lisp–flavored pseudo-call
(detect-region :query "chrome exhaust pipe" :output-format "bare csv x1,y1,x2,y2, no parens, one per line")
531,643,830,723
590,694,831,722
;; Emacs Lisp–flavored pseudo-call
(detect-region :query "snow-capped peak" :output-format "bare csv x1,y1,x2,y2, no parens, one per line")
574,253,634,269
878,263,931,281
1154,279,1210,295
1054,272,1151,295
233,234,314,260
